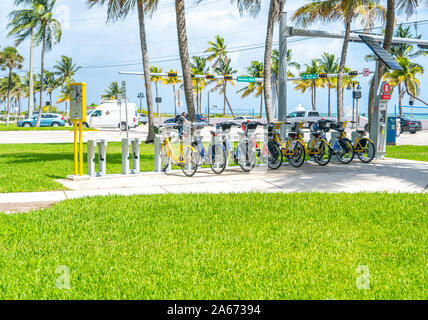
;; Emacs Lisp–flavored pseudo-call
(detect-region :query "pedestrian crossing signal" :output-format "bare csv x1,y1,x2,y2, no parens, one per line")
205,74,215,80
167,72,178,78
223,75,233,81
348,70,358,77
318,73,328,79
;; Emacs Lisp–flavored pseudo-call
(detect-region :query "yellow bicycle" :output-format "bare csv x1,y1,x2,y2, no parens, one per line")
159,125,199,177
352,125,376,163
267,122,306,169
306,120,332,166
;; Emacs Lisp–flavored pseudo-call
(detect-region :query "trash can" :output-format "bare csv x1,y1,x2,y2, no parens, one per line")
386,116,400,145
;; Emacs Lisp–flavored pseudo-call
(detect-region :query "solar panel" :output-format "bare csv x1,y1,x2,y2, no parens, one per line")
359,35,403,70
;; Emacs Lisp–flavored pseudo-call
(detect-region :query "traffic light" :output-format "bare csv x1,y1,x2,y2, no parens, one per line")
167,72,178,78
205,74,215,80
318,73,328,79
223,75,233,81
191,74,196,78
348,70,358,77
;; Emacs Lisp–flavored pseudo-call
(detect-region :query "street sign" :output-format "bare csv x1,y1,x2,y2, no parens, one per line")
382,82,391,95
237,76,256,83
224,75,233,81
205,74,215,80
167,72,178,78
318,73,328,79
302,74,318,80
363,68,370,77
348,70,358,77
70,83,86,122
381,95,391,100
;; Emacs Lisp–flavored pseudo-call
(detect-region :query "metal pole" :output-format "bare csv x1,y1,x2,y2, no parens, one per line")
207,91,210,124
352,84,355,129
356,98,360,129
278,11,288,138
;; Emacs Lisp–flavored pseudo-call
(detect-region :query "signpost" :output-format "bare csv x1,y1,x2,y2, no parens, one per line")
69,83,87,176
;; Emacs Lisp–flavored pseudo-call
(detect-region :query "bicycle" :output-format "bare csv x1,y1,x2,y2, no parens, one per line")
232,121,265,172
307,120,332,166
351,124,376,163
191,123,228,174
267,122,306,169
159,123,199,177
328,121,355,164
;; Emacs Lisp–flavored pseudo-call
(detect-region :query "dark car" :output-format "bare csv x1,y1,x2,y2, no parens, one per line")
400,116,422,134
163,114,208,124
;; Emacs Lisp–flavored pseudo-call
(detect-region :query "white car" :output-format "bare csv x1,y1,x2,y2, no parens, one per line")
232,116,255,125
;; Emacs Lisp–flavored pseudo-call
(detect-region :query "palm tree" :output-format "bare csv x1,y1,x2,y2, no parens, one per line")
293,0,385,120
211,58,237,117
9,0,62,127
318,53,339,116
53,55,81,113
88,0,158,143
162,70,182,116
149,65,165,120
8,0,35,118
383,57,426,108
0,47,24,126
263,0,285,123
102,82,122,100
237,61,264,117
294,59,325,111
205,35,228,69
190,56,208,114
175,0,197,123
43,70,59,112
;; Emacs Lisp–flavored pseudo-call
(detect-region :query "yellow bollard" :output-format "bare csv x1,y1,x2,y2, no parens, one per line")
79,120,83,176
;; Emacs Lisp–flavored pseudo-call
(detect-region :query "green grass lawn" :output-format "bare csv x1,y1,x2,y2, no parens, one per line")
0,124,96,131
0,193,426,299
0,143,154,193
386,145,428,162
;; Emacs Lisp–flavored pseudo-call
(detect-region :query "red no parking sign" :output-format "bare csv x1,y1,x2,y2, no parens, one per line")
363,68,370,77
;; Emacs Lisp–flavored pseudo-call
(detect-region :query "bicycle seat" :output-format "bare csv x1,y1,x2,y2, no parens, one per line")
335,128,345,132
357,130,366,135
210,130,217,136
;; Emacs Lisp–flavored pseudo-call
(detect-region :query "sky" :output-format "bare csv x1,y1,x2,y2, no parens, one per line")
0,0,427,116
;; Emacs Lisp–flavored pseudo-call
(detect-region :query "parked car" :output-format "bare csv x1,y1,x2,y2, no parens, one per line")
17,113,66,127
400,116,422,134
232,116,255,125
138,113,148,125
163,114,208,124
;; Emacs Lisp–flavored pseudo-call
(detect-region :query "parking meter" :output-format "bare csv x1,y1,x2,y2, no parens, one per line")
370,82,391,158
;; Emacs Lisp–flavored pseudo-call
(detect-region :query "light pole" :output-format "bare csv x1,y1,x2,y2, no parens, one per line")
347,81,361,128
137,92,145,113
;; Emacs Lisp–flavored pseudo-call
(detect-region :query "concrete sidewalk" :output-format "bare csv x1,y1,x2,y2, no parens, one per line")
0,158,427,213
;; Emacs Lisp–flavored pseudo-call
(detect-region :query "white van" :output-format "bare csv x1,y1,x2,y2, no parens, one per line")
86,100,138,130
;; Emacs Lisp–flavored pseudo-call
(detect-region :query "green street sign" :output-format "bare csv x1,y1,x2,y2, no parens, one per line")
237,76,256,83
302,74,318,80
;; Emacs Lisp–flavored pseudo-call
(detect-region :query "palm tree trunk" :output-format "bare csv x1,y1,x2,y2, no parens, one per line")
260,92,263,118
328,83,331,116
36,32,46,127
18,95,22,119
337,7,353,121
398,84,403,116
175,0,196,123
368,0,395,130
50,93,53,112
224,94,235,118
28,28,34,118
6,69,12,127
263,0,276,123
223,82,227,116
314,86,317,111
137,1,155,144
405,82,428,106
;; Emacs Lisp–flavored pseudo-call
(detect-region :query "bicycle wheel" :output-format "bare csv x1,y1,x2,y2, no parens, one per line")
210,144,227,174
287,140,306,168
181,146,199,177
160,144,171,172
313,141,331,166
268,142,283,170
336,138,354,164
356,138,375,163
239,143,256,172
